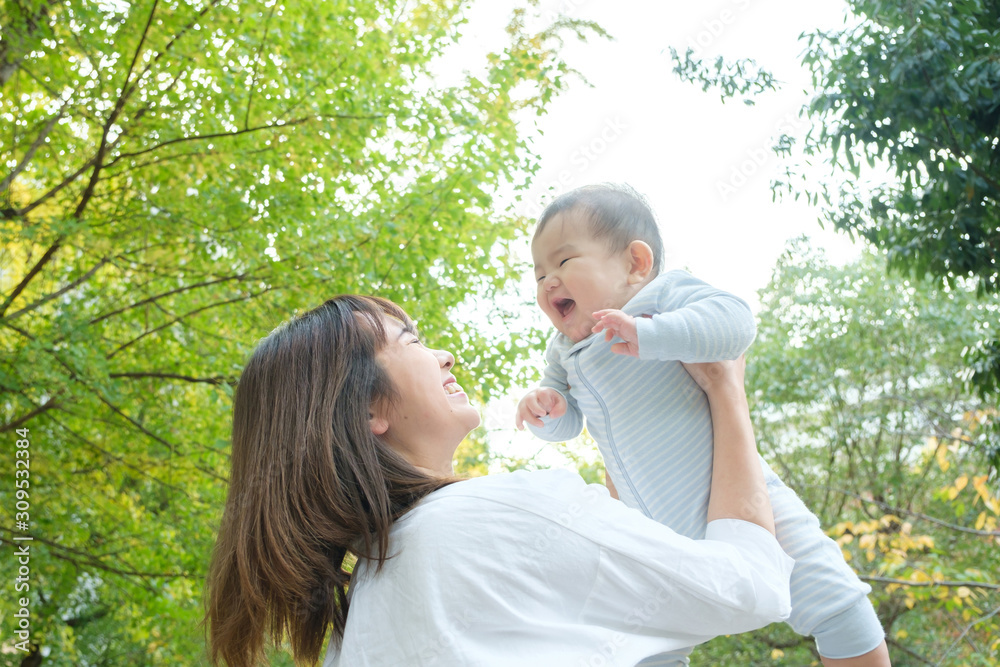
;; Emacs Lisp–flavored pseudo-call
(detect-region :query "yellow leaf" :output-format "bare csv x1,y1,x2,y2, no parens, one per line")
905,596,916,609
954,475,968,491
771,649,785,660
976,511,987,531
860,534,877,550
956,586,972,598
842,548,853,561
895,629,908,640
936,446,950,472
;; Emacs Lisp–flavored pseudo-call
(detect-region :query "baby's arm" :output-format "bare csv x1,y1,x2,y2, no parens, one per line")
596,271,755,362
515,339,584,441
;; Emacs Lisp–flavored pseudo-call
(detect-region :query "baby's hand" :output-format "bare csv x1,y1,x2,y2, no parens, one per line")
592,309,640,357
515,388,567,430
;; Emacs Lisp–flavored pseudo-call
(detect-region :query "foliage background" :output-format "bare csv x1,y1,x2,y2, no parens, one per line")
0,0,602,663
1,0,998,666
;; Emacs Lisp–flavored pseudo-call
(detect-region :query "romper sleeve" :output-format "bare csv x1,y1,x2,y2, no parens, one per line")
634,270,756,363
527,336,584,442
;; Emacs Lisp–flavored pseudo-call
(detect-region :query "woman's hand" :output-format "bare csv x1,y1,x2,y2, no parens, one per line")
681,356,746,397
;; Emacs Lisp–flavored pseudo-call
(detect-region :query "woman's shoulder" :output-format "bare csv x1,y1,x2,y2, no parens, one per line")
430,468,598,502
406,469,609,528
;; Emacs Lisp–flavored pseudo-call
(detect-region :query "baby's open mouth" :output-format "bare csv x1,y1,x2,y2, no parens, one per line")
554,298,575,318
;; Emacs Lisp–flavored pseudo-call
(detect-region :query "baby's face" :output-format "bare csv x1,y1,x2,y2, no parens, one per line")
531,212,634,343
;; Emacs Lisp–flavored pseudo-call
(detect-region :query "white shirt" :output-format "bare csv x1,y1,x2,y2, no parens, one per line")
323,469,794,667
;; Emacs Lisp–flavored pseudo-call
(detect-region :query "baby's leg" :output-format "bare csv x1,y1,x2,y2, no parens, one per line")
763,464,890,665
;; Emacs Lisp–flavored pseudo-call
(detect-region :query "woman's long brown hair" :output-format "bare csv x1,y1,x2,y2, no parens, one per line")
205,295,456,666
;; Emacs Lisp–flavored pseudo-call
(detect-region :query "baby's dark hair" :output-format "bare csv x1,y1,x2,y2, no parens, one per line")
535,183,664,275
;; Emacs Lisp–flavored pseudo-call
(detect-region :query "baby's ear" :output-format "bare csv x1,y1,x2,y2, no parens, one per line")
626,241,654,284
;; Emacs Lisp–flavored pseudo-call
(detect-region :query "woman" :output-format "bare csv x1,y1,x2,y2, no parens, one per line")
205,295,793,666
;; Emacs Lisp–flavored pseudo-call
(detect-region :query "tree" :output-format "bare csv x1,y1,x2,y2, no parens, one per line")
696,241,1000,666
0,1,603,663
671,0,1000,399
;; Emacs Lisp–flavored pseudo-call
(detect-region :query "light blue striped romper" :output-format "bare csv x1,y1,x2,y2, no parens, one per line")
529,270,884,664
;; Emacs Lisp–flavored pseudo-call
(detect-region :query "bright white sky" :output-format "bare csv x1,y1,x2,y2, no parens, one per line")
442,0,861,307
437,0,866,466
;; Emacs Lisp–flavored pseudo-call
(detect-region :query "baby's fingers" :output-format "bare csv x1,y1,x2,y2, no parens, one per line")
610,342,639,357
520,398,548,429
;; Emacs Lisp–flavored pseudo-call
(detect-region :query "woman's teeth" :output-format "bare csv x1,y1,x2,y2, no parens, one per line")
445,382,463,395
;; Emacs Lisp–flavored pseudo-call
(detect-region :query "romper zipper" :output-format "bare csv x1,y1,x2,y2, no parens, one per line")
573,354,652,517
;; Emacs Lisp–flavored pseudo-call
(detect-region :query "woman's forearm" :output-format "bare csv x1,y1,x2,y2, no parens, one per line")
704,379,775,535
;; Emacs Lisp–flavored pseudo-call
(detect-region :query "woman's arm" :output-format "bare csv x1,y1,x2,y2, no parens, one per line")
683,357,775,535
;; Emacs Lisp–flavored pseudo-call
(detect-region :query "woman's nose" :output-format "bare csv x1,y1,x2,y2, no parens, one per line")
436,349,455,370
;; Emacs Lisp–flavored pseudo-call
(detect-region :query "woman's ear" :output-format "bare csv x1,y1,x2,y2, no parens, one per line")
369,412,389,436
626,240,654,285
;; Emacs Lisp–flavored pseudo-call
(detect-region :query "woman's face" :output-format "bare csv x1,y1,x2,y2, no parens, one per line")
372,317,480,476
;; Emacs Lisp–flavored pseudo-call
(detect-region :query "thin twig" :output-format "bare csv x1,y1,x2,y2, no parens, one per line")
805,484,1000,537
934,603,1000,666
860,575,1000,591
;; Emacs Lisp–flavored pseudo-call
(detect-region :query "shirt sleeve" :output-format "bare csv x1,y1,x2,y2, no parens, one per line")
634,271,756,362
527,337,584,442
576,487,794,640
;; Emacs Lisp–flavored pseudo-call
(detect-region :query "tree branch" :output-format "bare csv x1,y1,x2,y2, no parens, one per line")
244,0,279,130
934,603,1000,666
106,289,265,359
885,638,935,666
90,272,250,324
0,100,67,193
105,113,385,167
49,412,194,499
4,256,112,321
0,1,65,89
9,156,98,218
108,372,235,385
0,395,60,433
860,575,1000,591
0,236,65,317
809,484,1000,537
72,0,160,221
95,389,230,460
0,527,192,587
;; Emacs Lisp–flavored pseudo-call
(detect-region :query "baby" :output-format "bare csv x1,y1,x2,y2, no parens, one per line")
515,184,889,666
